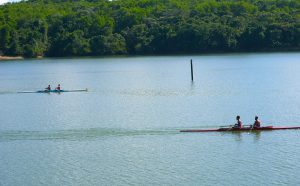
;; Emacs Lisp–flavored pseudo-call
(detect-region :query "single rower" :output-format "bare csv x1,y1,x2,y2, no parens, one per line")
45,85,51,91
253,116,261,128
233,115,243,129
55,84,61,91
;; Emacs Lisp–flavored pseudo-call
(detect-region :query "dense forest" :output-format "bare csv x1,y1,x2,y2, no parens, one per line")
0,0,299,57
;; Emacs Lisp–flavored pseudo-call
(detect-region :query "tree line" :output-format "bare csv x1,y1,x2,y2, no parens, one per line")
0,0,299,57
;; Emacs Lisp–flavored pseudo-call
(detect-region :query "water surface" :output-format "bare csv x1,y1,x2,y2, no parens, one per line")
1,53,300,185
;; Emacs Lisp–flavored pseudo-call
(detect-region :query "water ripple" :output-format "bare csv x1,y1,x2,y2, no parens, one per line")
0,128,178,141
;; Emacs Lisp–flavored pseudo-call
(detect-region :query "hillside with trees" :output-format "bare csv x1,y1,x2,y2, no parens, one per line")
0,0,299,57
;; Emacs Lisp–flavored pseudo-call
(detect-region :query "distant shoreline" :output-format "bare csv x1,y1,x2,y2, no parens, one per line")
1,50,300,61
0,56,23,60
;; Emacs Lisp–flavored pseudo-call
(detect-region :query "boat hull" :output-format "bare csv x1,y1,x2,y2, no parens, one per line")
18,89,88,93
180,126,300,132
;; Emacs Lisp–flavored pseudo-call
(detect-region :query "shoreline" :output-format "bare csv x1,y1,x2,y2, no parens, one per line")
0,56,23,60
1,50,300,60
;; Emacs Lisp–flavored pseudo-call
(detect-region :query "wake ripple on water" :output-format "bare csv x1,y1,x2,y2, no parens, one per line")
0,128,179,142
0,91,17,95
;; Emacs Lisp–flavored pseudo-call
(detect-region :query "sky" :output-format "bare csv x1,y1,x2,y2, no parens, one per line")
0,0,17,5
0,0,9,4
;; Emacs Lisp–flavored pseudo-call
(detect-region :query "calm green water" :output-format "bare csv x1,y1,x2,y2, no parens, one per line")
1,53,300,186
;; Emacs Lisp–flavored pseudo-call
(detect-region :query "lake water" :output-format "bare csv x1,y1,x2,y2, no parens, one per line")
1,53,300,186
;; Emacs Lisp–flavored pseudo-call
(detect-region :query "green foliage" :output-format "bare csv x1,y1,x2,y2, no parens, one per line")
91,33,127,55
0,0,299,57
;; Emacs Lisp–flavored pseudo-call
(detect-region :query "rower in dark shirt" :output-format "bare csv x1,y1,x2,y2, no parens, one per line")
45,85,51,91
55,84,61,91
233,115,243,129
253,116,261,128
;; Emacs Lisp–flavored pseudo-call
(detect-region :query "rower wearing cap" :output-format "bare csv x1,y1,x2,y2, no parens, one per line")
233,115,243,129
55,84,61,91
253,116,261,128
45,85,51,91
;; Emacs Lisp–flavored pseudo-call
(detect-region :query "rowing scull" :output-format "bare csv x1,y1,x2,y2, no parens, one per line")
180,126,300,132
18,89,88,93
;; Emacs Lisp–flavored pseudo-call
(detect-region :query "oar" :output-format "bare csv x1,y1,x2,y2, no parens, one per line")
217,125,233,135
248,124,254,134
220,125,234,128
226,125,235,131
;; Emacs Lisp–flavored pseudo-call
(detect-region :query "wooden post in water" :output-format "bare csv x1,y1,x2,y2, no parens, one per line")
190,59,194,82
